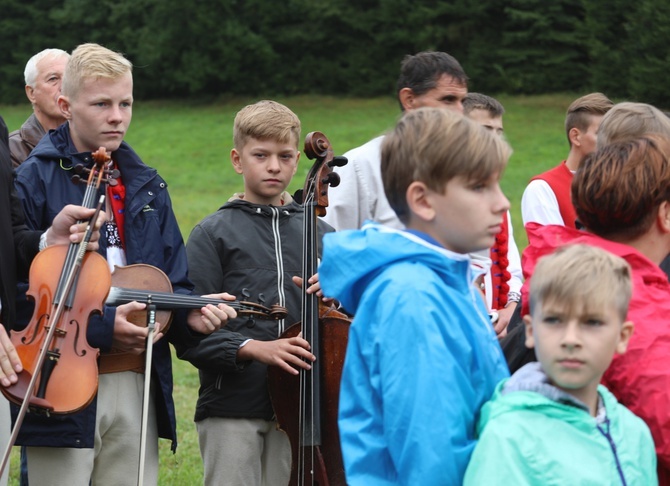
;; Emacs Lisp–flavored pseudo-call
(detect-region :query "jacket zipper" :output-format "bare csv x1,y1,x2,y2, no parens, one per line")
270,207,286,335
597,418,627,486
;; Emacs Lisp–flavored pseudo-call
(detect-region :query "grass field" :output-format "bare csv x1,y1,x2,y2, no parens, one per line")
1,93,576,484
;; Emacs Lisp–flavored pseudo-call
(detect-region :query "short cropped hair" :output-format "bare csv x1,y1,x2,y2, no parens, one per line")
463,93,505,117
61,43,132,99
381,108,511,224
596,102,670,148
24,49,70,87
233,100,301,150
395,51,468,111
528,244,632,321
565,93,613,146
573,135,670,241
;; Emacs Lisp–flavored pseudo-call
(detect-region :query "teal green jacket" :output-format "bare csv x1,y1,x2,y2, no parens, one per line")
464,363,657,485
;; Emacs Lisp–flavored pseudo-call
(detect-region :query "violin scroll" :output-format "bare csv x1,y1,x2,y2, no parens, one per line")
71,147,120,186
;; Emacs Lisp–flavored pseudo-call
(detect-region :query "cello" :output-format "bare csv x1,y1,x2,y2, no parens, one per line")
267,131,351,486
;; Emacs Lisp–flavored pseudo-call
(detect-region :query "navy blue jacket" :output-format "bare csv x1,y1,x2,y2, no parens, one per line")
13,123,198,451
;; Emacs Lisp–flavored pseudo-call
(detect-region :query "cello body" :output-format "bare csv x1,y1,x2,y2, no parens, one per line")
268,303,350,486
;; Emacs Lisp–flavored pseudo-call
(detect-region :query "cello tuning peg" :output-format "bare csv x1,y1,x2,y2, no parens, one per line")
293,189,304,205
329,156,348,168
73,164,87,174
245,317,256,329
70,175,83,185
241,288,251,299
324,172,340,188
257,293,266,305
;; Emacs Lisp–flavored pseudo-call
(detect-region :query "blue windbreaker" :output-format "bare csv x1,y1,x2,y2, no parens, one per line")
319,222,510,485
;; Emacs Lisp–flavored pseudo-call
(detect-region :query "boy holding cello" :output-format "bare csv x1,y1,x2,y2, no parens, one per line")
180,100,332,486
12,43,236,485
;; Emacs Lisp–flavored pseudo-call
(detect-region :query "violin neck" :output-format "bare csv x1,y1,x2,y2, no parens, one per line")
106,287,224,310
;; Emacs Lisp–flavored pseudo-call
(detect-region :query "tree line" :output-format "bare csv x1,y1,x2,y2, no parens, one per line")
1,0,669,108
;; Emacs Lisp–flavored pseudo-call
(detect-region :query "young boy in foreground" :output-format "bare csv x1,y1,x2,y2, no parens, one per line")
319,107,511,485
464,244,656,485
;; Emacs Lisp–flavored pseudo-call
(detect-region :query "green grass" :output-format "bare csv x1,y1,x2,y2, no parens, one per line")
0,94,575,484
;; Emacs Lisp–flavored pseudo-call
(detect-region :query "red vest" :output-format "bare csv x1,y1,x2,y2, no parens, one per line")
530,161,576,229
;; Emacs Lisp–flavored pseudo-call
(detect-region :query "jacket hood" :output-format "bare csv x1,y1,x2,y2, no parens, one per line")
319,222,471,314
477,362,619,435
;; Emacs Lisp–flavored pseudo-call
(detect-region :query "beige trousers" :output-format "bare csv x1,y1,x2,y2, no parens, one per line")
26,371,158,486
197,417,291,486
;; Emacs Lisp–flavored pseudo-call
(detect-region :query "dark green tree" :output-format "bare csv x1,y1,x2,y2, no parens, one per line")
582,0,630,98
625,0,670,109
496,0,588,93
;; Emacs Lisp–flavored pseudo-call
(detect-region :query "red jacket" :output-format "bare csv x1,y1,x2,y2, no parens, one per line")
522,223,670,484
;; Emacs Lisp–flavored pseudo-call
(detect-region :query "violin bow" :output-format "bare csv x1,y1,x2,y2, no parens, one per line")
137,299,157,486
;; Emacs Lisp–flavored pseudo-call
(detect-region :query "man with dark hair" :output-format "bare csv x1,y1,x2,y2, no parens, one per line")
323,51,468,231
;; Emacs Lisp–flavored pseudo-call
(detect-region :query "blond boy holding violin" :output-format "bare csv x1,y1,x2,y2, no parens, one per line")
13,43,236,485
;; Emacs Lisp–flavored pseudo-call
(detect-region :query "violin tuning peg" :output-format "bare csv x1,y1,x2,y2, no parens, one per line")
241,288,251,299
257,293,266,305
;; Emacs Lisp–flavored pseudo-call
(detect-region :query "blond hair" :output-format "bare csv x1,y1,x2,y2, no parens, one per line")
565,93,613,146
596,102,670,148
381,107,511,224
61,43,132,99
529,244,632,321
233,100,301,150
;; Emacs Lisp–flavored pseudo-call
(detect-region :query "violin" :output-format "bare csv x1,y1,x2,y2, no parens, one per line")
2,148,114,415
0,147,115,477
267,132,351,486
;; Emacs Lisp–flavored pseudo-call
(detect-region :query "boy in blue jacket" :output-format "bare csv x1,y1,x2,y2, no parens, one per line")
319,107,511,485
464,244,656,485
